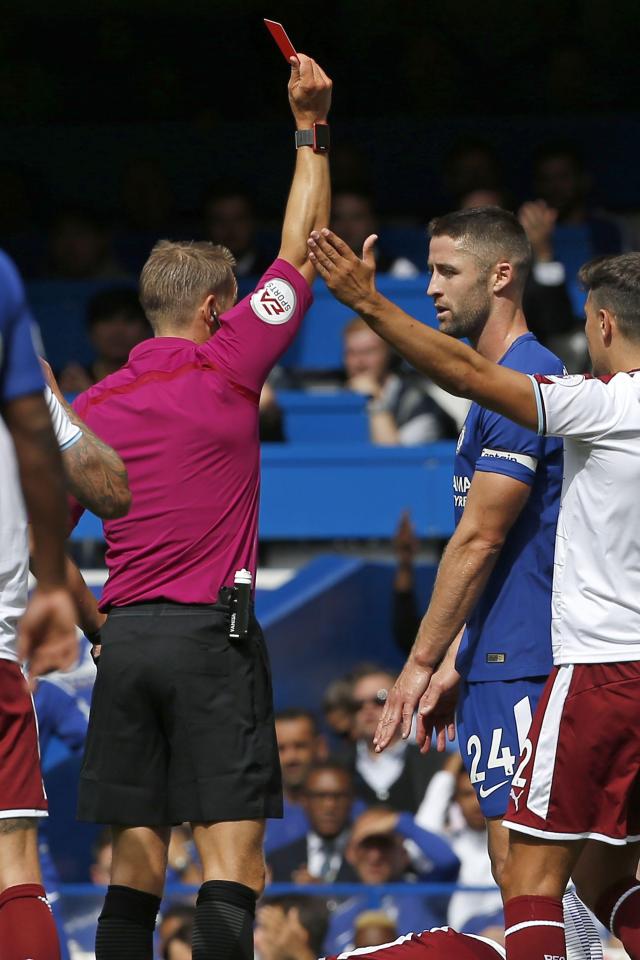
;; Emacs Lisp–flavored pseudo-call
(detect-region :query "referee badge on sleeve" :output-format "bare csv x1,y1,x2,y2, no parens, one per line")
250,278,296,325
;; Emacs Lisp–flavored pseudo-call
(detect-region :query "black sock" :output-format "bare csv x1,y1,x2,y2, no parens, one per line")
192,880,257,960
95,884,161,960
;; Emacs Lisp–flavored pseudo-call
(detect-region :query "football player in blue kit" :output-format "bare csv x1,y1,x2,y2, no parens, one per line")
309,206,564,886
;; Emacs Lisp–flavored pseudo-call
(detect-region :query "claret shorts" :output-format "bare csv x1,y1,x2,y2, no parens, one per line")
503,660,640,844
0,659,47,818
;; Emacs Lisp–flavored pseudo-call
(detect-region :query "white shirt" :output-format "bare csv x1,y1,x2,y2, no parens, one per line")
356,737,408,800
0,387,81,662
529,370,640,664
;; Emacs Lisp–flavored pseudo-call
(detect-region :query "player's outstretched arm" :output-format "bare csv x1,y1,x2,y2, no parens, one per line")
278,54,332,285
375,469,531,754
308,229,539,430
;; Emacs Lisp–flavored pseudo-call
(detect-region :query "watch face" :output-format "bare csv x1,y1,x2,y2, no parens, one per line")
313,123,330,152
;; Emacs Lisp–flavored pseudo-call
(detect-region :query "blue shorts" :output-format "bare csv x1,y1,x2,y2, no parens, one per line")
457,676,546,818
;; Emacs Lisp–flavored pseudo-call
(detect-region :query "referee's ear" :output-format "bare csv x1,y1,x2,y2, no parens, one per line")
201,294,221,335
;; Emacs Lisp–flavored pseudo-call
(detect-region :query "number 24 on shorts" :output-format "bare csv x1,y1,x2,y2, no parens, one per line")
467,727,517,784
466,695,534,789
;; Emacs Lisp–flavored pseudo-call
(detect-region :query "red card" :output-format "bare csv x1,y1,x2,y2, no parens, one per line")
264,19,298,63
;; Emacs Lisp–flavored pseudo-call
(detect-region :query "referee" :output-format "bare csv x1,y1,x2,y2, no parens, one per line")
70,54,331,960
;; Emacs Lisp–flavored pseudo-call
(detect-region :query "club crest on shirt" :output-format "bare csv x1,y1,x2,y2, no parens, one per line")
456,425,465,454
250,278,296,324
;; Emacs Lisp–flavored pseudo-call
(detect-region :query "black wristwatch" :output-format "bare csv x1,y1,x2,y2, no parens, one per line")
295,121,330,153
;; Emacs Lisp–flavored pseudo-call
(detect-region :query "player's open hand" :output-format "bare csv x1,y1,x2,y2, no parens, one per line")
373,657,433,753
288,54,332,127
19,586,79,676
308,228,378,311
416,661,460,754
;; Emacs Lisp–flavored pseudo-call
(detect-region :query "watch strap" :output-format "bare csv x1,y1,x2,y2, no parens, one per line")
295,129,314,149
295,122,330,153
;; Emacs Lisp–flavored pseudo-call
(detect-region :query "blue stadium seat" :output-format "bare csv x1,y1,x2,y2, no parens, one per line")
69,441,457,543
27,279,136,371
277,390,369,442
279,275,436,371
260,442,455,539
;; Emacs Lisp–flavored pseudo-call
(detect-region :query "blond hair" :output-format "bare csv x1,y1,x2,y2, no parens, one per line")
139,240,236,332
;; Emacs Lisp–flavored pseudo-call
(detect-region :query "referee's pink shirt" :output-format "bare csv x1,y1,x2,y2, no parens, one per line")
71,259,312,610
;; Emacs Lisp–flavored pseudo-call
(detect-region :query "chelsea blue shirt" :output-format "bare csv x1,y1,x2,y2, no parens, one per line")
454,333,564,682
0,250,44,403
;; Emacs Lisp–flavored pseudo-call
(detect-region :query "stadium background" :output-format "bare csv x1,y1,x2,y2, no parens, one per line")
4,1,638,957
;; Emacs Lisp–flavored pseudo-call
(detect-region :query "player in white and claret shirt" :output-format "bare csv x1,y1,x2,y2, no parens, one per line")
309,237,640,960
0,388,82,669
0,248,129,958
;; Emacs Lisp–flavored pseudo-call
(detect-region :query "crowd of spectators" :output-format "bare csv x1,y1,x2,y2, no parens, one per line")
2,137,635,453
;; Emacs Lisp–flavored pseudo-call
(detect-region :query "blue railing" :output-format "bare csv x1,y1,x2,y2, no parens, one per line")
58,882,498,898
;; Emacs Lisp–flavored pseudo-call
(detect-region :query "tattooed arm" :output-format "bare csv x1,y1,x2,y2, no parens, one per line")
62,419,131,519
42,361,131,520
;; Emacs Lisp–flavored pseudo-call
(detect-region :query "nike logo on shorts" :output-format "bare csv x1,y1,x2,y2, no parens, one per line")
478,779,509,798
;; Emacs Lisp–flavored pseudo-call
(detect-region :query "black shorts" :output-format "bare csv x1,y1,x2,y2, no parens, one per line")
77,602,282,826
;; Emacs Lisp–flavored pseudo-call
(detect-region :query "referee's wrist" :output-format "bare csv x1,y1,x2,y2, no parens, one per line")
294,117,328,130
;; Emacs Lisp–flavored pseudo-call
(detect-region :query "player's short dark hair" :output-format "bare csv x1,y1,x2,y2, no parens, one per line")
87,287,146,329
428,206,532,288
261,895,329,955
579,253,640,343
274,708,319,734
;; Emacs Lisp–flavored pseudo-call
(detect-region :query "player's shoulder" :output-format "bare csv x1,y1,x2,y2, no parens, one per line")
594,369,640,389
502,333,564,377
418,927,505,958
536,370,640,393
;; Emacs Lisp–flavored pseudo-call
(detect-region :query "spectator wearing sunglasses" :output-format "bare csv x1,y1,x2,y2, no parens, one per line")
345,663,444,814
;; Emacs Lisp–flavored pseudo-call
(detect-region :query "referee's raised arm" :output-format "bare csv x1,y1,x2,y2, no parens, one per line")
278,53,332,284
